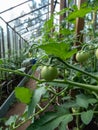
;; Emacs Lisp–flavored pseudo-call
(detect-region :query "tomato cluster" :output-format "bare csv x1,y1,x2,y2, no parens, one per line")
40,45,98,81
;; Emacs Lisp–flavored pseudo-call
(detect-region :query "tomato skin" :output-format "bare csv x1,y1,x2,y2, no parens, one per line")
41,66,58,81
95,48,98,59
76,51,89,62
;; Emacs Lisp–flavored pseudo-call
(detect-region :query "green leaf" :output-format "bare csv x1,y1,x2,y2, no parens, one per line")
88,98,97,104
76,94,89,109
81,110,93,125
58,115,73,130
15,87,32,104
76,94,97,108
0,59,3,64
27,112,73,130
67,7,92,22
43,17,54,32
59,28,72,35
66,49,77,59
61,101,78,109
56,7,69,15
38,43,77,60
28,86,47,117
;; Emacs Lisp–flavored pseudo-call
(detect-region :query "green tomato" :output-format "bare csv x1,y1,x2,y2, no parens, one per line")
95,48,98,59
41,66,58,81
76,50,89,62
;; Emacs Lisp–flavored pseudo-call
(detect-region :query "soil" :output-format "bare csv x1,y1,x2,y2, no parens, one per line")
4,71,40,130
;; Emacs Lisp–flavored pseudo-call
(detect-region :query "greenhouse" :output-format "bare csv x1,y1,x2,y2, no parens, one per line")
0,0,98,129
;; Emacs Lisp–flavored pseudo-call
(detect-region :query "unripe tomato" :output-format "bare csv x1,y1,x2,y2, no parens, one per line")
40,66,58,81
95,48,98,59
76,51,89,62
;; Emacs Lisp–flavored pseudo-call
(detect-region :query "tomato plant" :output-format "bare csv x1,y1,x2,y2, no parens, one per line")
1,1,98,130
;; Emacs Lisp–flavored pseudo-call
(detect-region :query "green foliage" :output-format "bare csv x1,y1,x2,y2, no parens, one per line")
76,94,97,109
1,1,98,130
15,87,32,104
67,8,92,22
28,86,47,117
0,59,3,64
81,110,94,125
38,43,77,60
27,111,73,130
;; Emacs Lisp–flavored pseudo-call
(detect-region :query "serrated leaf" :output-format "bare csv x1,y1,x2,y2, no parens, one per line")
76,94,89,109
15,87,32,104
27,112,73,130
88,98,97,104
38,43,77,60
28,86,47,117
81,110,93,125
76,94,97,108
38,43,69,60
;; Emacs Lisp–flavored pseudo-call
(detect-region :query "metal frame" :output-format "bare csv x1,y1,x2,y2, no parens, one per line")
0,0,59,91
0,0,32,14
0,0,58,40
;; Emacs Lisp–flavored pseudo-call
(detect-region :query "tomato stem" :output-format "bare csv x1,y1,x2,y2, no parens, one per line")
0,67,40,82
65,79,98,92
57,57,98,81
41,79,98,92
13,96,56,130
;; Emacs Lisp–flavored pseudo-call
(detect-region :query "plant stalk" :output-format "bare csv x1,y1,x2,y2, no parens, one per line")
57,57,98,81
0,67,40,82
41,79,98,92
13,96,56,130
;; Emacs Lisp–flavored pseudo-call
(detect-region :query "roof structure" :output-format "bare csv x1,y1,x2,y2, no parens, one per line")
0,0,59,42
